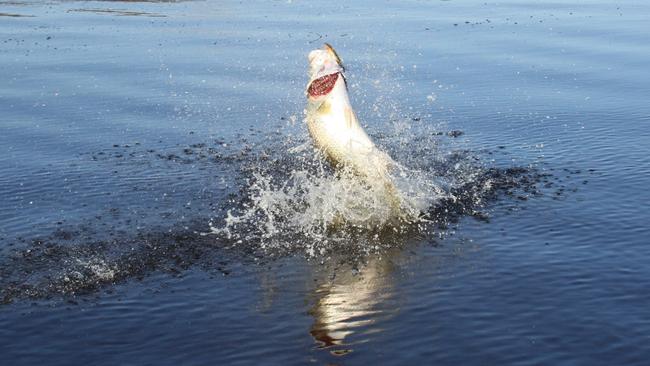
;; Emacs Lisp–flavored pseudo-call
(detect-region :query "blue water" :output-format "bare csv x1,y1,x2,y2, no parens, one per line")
1,1,649,365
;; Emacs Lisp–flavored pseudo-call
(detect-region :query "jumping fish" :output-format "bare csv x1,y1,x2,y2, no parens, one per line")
305,43,396,187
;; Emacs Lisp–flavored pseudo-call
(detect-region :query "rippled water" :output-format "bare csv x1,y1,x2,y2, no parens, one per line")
1,1,649,365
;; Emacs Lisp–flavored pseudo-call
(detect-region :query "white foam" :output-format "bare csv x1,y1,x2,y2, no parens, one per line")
209,123,449,256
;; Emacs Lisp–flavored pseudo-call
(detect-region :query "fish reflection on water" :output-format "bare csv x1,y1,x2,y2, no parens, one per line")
309,256,396,355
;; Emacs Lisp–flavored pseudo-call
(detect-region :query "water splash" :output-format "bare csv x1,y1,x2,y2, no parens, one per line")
208,117,479,257
0,127,560,304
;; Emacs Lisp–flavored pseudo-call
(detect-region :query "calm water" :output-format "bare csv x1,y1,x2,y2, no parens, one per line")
1,0,649,365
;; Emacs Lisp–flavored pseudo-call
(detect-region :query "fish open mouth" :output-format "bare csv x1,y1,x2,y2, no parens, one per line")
308,72,340,98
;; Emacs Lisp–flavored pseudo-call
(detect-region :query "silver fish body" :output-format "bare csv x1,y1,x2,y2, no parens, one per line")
305,44,394,180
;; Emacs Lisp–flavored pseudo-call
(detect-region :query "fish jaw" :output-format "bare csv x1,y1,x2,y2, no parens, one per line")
307,44,344,84
307,72,341,99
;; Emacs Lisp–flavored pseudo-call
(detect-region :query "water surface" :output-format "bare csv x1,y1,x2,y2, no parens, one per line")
1,1,649,365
